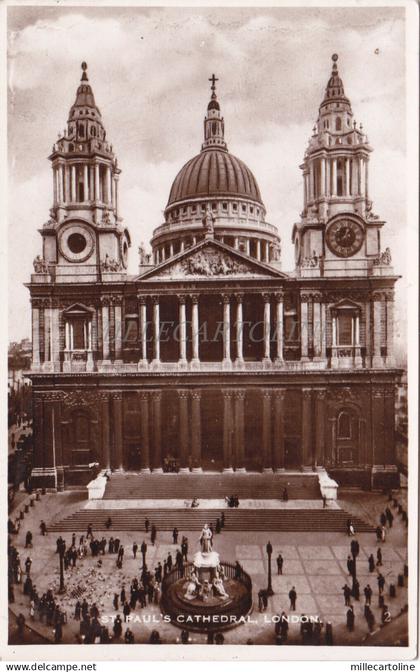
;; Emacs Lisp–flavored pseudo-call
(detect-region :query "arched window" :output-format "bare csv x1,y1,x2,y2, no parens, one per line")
338,411,351,439
336,117,342,131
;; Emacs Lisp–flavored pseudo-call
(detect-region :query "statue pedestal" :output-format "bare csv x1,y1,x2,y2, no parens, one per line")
193,550,220,583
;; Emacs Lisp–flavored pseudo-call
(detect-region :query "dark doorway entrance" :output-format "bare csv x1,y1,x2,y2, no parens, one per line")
284,438,301,468
125,444,142,471
201,390,223,470
71,411,91,466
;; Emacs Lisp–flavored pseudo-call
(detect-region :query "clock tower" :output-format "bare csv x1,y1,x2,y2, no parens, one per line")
293,54,387,278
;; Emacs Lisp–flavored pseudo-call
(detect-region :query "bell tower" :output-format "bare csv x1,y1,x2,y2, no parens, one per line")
292,55,389,278
39,62,130,282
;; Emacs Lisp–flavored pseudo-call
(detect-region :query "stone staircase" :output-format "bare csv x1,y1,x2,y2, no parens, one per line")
102,472,322,500
48,507,374,533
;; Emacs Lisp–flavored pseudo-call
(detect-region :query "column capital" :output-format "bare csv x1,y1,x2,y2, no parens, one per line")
314,388,327,400
137,293,148,304
235,292,244,303
191,390,202,401
274,291,285,302
190,294,199,305
222,293,231,304
233,389,246,401
152,295,160,306
302,388,312,400
151,390,162,401
177,294,187,305
273,389,286,401
262,292,271,303
371,290,384,302
138,391,151,401
101,295,112,307
178,390,189,401
111,391,123,401
222,389,234,400
98,391,111,401
300,292,312,302
262,388,272,400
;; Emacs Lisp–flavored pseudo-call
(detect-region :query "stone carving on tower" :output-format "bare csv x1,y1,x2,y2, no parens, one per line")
292,54,393,279
35,62,131,283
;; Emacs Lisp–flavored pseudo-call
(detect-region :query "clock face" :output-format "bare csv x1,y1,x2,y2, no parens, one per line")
59,223,95,263
326,219,365,258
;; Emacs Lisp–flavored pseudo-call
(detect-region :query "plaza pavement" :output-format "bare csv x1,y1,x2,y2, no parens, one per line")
8,490,408,646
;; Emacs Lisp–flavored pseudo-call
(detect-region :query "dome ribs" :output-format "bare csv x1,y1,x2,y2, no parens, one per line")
166,150,264,208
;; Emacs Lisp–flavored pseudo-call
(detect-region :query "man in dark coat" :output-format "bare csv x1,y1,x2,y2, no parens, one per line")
364,584,372,605
132,542,138,559
277,554,284,575
289,586,297,610
151,525,157,545
342,584,352,606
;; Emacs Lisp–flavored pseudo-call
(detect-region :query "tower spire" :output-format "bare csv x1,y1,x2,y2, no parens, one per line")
81,61,88,82
202,74,227,151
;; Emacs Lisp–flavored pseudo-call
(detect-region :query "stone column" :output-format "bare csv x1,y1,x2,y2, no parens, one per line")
365,300,371,368
308,162,314,200
95,163,100,201
365,159,369,199
372,291,383,368
108,166,113,205
273,390,285,471
321,301,327,360
222,391,234,472
178,296,187,363
331,159,337,196
320,158,325,197
383,388,396,465
372,386,385,466
303,172,308,207
101,298,110,362
325,160,330,197
139,392,150,473
191,296,200,363
191,391,202,472
53,167,58,204
274,292,284,365
100,392,111,470
112,177,116,209
300,294,309,362
152,391,162,472
256,240,261,261
178,390,190,472
345,158,351,196
51,302,60,370
313,294,322,360
84,164,89,201
52,395,64,490
314,389,326,468
234,390,246,472
235,294,244,364
138,296,148,366
301,388,312,469
262,389,272,471
385,291,395,366
112,392,123,471
31,302,41,369
71,165,76,202
58,165,64,203
152,297,160,364
114,300,122,361
358,158,365,196
263,294,271,362
222,294,231,365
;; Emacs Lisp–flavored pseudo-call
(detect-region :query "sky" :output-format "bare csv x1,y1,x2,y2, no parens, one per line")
7,5,407,356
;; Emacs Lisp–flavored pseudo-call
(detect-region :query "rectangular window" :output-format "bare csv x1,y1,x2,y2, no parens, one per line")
222,203,228,211
72,319,86,349
338,314,353,346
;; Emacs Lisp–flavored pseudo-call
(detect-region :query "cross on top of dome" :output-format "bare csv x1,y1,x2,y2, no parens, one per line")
81,61,88,82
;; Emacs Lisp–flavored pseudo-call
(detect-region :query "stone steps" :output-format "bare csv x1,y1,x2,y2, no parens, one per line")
103,473,321,500
48,508,374,533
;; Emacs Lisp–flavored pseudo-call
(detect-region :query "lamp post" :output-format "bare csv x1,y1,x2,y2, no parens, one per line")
58,541,66,594
266,540,274,596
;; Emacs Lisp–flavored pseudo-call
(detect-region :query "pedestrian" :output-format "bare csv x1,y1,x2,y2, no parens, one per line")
25,557,32,576
74,601,81,620
118,545,124,561
277,553,283,575
375,526,382,542
346,606,355,632
132,542,138,559
289,586,297,610
364,584,372,605
120,586,126,605
167,553,173,571
172,527,178,544
350,539,360,558
352,578,360,601
220,512,225,528
322,494,327,508
366,607,375,632
113,593,119,611
108,537,114,554
258,589,264,612
54,621,63,643
377,573,385,595
385,508,394,528
380,512,387,527
342,584,352,606
25,531,33,548
215,518,221,534
145,518,150,533
325,622,333,645
87,523,93,539
123,602,131,623
376,548,383,566
16,613,25,641
368,554,375,572
151,525,157,545
181,539,188,562
282,487,288,502
105,516,112,529
124,628,134,643
347,555,354,576
113,614,122,639
381,526,386,543
39,520,47,536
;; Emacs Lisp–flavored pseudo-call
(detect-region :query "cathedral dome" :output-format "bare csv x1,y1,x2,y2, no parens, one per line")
167,149,263,208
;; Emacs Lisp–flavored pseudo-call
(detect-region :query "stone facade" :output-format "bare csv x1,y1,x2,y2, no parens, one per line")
27,59,401,490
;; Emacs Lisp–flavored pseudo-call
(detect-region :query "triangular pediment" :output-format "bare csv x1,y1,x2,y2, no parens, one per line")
137,239,287,282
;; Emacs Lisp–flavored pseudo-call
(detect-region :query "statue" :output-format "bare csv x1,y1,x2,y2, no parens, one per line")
212,576,229,599
101,254,122,272
184,568,201,601
199,523,213,553
33,255,48,273
272,240,281,261
373,247,392,266
102,209,111,225
202,204,215,235
138,242,147,265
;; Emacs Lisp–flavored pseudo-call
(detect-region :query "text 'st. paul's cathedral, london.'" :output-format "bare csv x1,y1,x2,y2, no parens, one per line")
27,56,401,491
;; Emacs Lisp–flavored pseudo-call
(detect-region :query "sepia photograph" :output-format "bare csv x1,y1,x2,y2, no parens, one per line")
4,1,418,661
